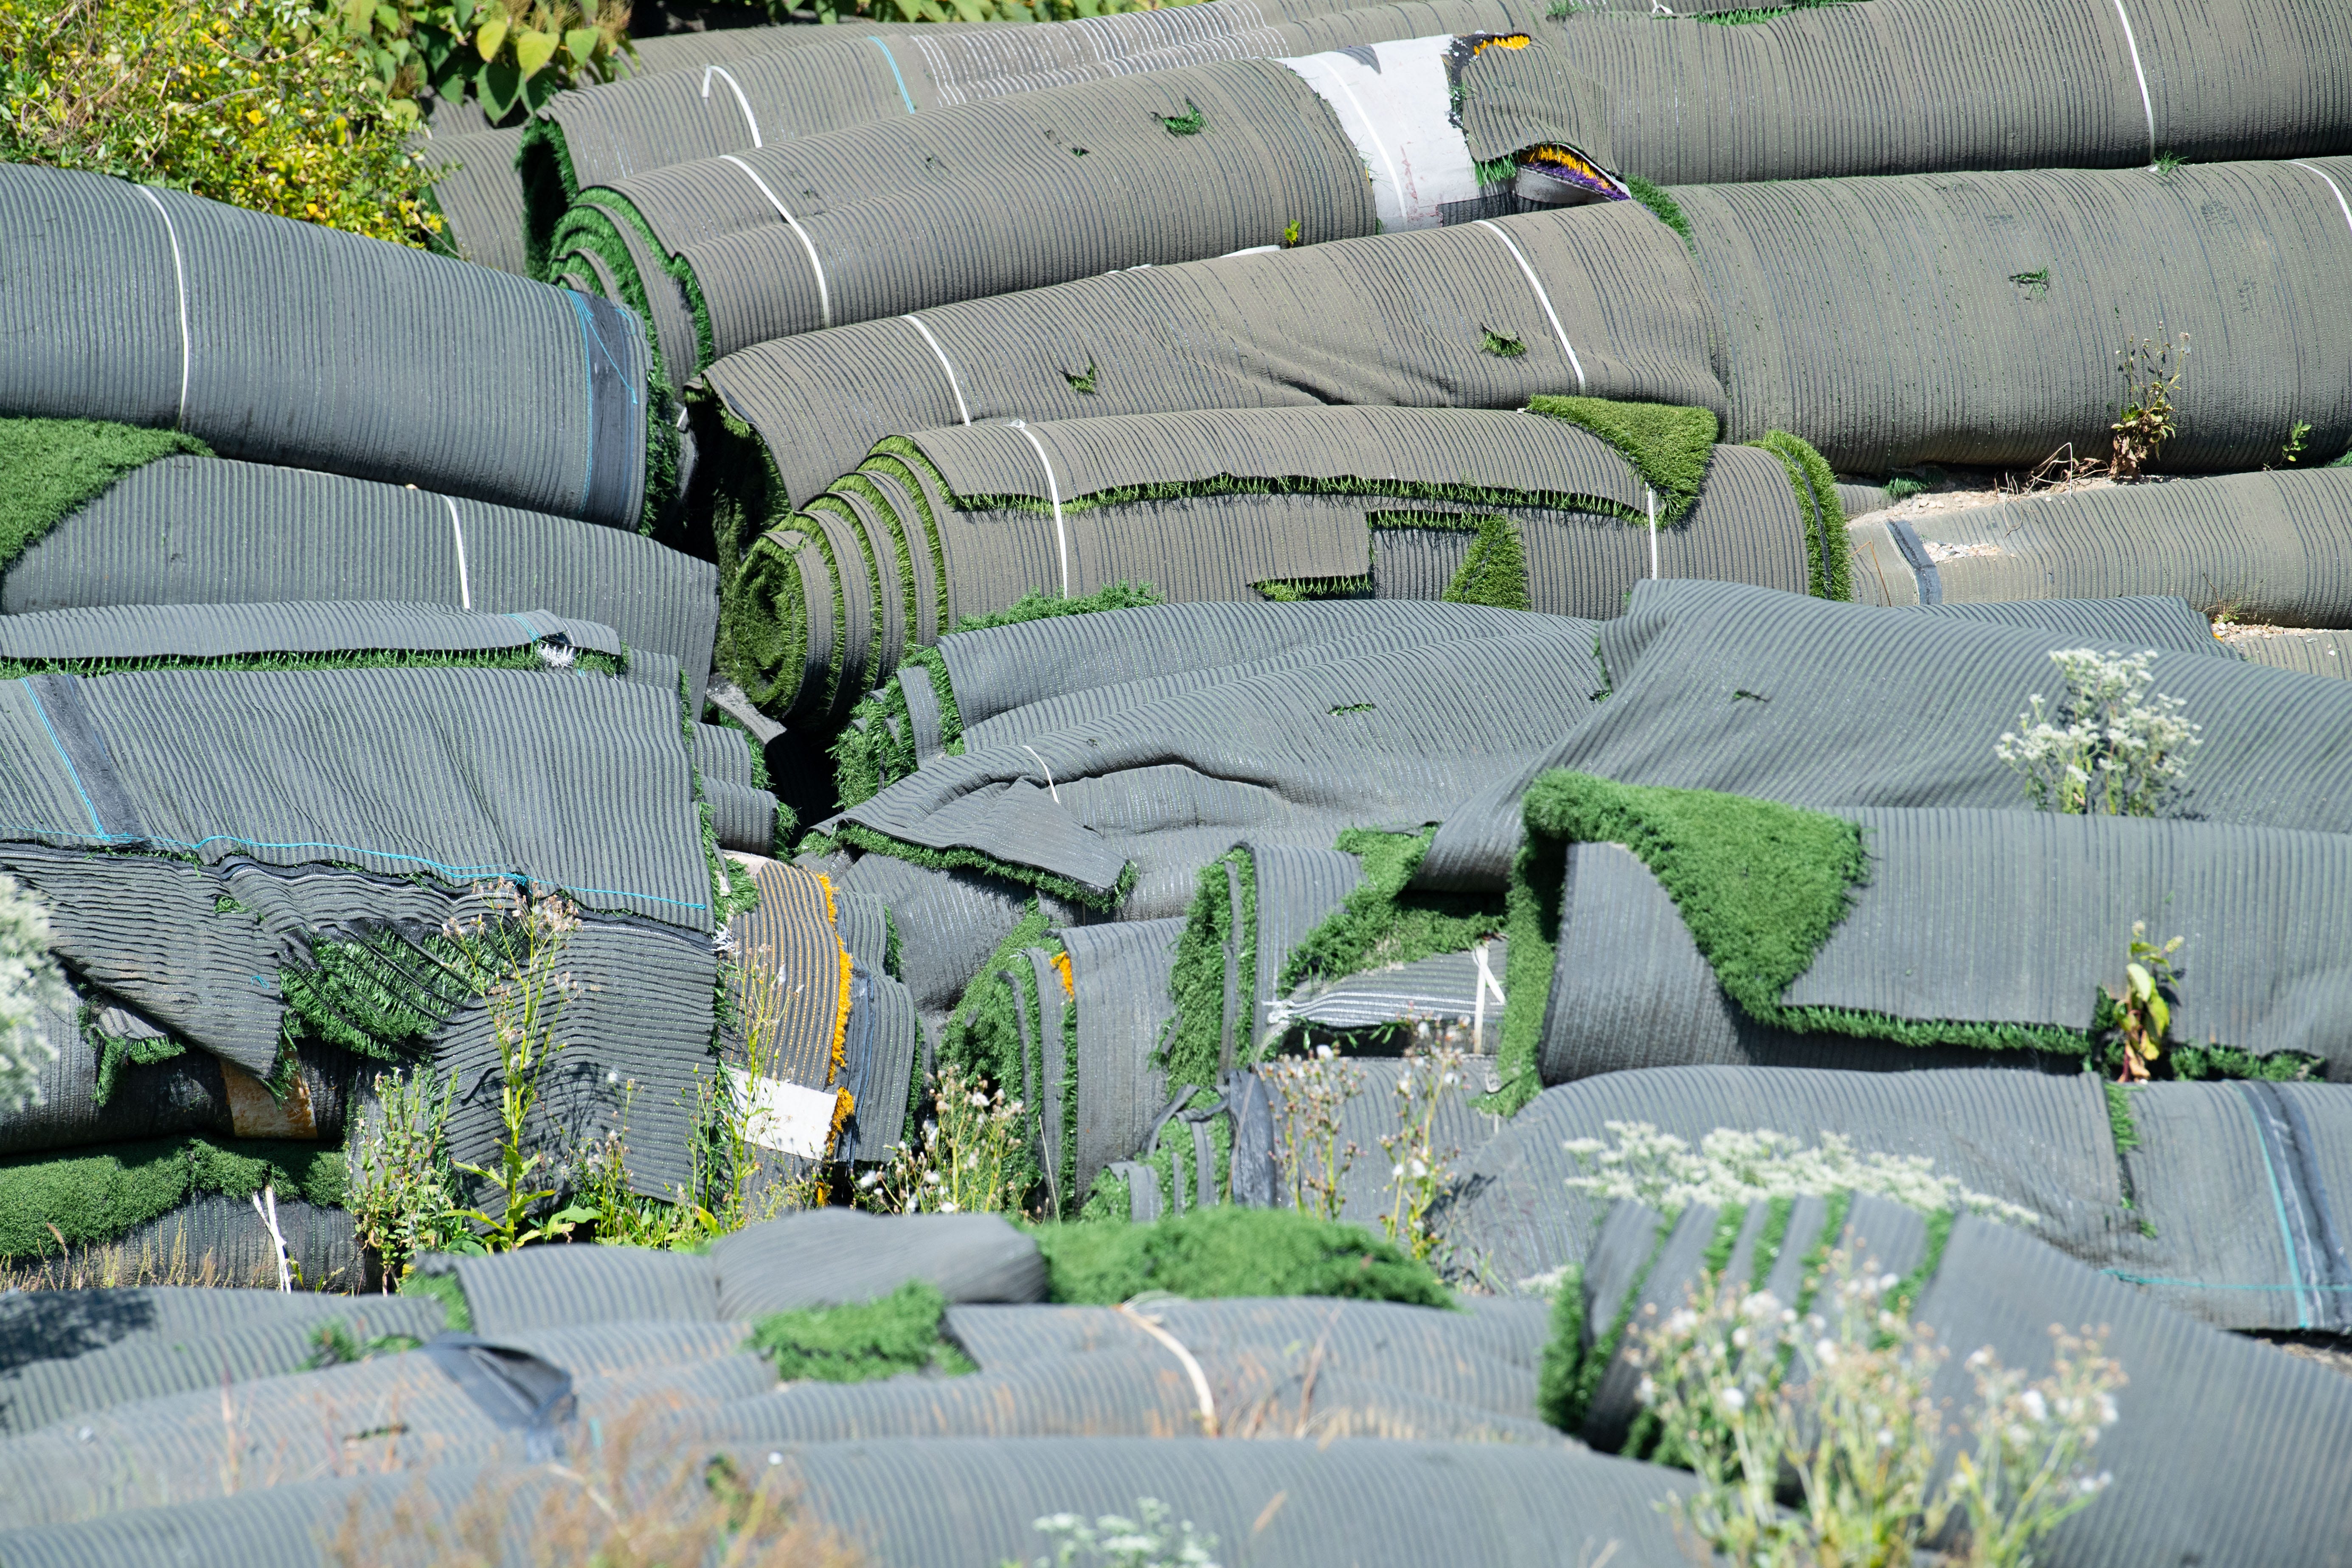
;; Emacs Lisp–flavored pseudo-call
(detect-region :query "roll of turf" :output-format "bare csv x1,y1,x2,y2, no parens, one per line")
723,403,1837,722
0,167,666,531
424,25,911,274
551,24,1606,378
2233,628,2352,676
0,1435,1706,1567
0,429,720,712
1679,155,2352,473
697,155,2352,508
525,0,1548,236
0,1288,450,1438
695,199,1721,512
1447,1065,2352,1335
1560,1193,2352,1568
832,612,1609,918
1848,468,2352,625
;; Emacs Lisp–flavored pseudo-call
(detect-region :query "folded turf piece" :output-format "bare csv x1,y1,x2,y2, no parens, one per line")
1419,577,2341,901
1849,466,2352,622
832,610,1607,919
0,424,719,710
1557,1193,2352,1568
0,663,731,1206
1449,1065,2352,1335
0,168,669,531
721,404,1837,723
835,599,1578,806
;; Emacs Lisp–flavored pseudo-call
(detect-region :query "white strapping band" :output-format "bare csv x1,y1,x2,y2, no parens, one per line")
1119,1304,1220,1435
719,155,832,329
1019,744,1061,804
134,185,191,431
444,495,472,609
902,315,973,424
2292,161,2352,239
1473,220,1586,393
1471,939,1504,1055
1319,73,1404,215
2107,0,2158,163
1646,486,1659,580
700,66,763,148
1007,420,1071,597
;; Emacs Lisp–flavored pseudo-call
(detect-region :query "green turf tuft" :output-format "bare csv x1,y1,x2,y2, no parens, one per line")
1033,1207,1450,1307
0,417,212,576
745,1280,974,1383
1525,397,1718,522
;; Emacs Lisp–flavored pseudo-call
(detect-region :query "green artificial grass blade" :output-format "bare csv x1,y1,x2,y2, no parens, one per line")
1526,396,1718,522
1033,1207,1450,1307
744,1280,973,1383
0,416,211,574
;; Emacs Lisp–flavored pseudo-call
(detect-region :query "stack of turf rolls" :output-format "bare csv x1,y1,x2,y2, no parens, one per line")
0,166,672,532
0,417,723,710
686,153,2352,628
716,399,1844,722
0,600,778,1279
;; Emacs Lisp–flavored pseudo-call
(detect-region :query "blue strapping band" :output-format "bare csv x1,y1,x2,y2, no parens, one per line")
2103,1271,2352,1291
2235,1087,2313,1329
867,37,916,115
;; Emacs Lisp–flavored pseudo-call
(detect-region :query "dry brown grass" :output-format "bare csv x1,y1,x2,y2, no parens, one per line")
0,1222,357,1293
323,1404,866,1568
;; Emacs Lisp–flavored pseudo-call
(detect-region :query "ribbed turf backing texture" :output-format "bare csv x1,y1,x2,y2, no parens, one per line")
738,409,1818,718
708,1208,1047,1317
1534,806,2352,1075
1881,469,2352,626
726,859,852,1090
422,125,530,274
532,0,1548,203
0,1319,766,1529
1,1026,357,1158
700,200,1721,510
1421,579,2352,891
1059,917,1183,1196
1680,156,2352,472
0,1435,1702,1566
0,455,719,710
2234,629,2352,676
1445,1065,2352,1332
0,666,714,927
837,613,1605,916
0,167,658,529
424,26,862,274
0,601,620,668
557,59,1377,365
1573,1195,2352,1568
0,1289,447,1436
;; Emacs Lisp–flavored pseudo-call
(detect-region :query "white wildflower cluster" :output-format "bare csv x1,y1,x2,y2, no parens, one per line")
1995,648,2201,816
855,1060,1028,1217
1024,1498,1221,1568
1633,1248,2123,1568
0,874,67,1113
1562,1121,2041,1226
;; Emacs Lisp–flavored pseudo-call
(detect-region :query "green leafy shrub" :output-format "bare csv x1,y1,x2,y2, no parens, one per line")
745,1279,975,1382
329,0,633,124
0,0,445,246
803,0,1184,24
1034,1206,1451,1307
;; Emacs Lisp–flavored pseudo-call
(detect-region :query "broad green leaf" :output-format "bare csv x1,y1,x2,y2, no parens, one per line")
521,67,562,108
2127,963,2153,1001
562,26,601,66
475,14,509,62
477,57,521,117
2147,994,2170,1037
344,0,373,34
452,0,476,26
512,27,558,76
